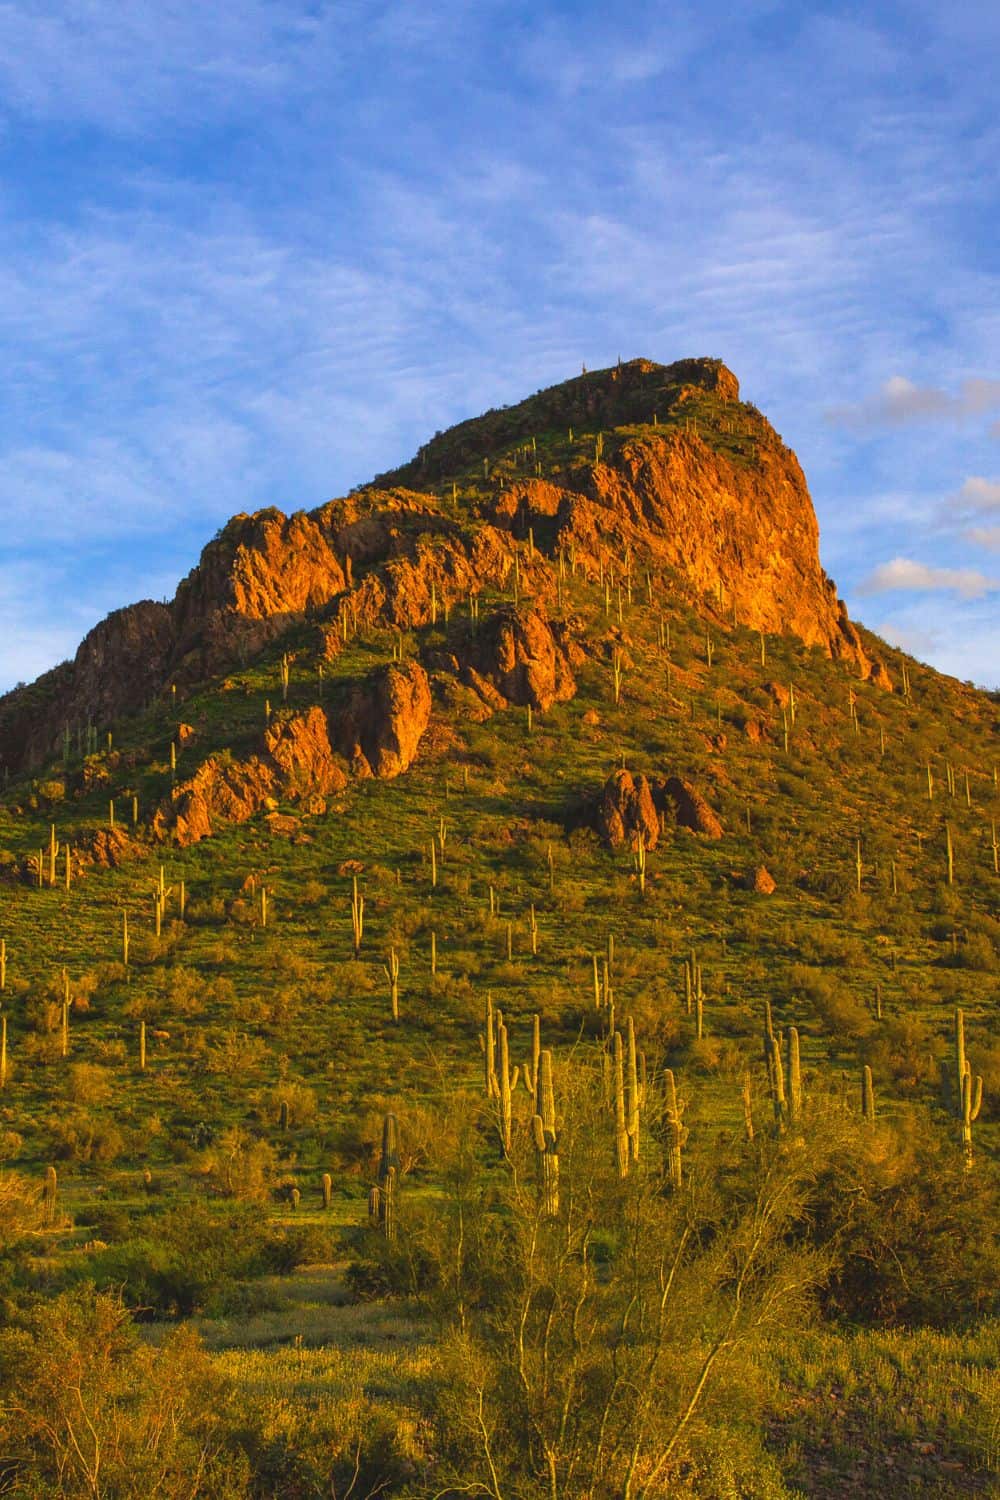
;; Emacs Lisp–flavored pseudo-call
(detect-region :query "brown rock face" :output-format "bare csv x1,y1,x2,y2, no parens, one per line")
171,508,348,675
155,706,346,846
597,769,661,850
155,754,272,847
501,429,873,677
459,605,576,713
335,661,431,779
658,776,724,838
746,865,777,894
264,706,347,798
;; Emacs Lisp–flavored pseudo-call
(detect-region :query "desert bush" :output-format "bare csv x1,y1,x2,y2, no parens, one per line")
791,965,871,1043
48,1109,124,1165
200,1127,278,1200
0,1285,252,1493
807,1127,1000,1327
263,1078,318,1129
81,1201,313,1319
861,1014,941,1090
66,1063,113,1107
0,1171,45,1247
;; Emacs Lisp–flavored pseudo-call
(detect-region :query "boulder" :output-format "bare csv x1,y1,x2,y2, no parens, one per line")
155,705,348,846
597,769,661,850
657,776,723,838
264,706,347,797
335,661,431,779
746,865,776,895
459,605,576,712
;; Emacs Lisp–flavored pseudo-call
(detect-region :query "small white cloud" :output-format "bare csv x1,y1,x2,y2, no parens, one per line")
965,525,1000,550
826,375,1000,427
953,476,1000,516
857,557,998,599
876,621,939,657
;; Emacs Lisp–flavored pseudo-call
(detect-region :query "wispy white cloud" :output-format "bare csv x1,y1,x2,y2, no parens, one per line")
965,526,1000,551
857,557,999,599
0,1,333,131
826,376,1000,428
951,476,1000,516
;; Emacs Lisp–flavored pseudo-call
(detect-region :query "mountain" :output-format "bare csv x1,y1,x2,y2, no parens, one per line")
0,358,996,1499
0,356,887,778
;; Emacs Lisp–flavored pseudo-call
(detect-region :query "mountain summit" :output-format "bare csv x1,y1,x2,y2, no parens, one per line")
1,357,886,776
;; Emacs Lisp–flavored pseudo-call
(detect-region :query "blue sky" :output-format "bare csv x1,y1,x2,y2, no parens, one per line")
0,0,997,689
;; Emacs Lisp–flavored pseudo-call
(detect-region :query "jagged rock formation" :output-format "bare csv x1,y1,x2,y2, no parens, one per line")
335,662,431,779
458,605,576,714
595,768,723,847
154,673,430,846
0,356,888,776
597,769,661,850
660,776,724,839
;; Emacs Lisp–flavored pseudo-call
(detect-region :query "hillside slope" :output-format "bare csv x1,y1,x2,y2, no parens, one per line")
0,358,996,1499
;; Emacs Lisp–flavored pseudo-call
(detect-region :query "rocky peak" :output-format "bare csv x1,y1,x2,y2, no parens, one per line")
380,357,740,488
0,355,890,776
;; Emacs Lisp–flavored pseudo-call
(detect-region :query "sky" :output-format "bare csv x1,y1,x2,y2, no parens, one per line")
0,0,997,690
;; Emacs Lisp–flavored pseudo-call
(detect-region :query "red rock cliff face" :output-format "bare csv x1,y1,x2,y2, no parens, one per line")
499,431,869,670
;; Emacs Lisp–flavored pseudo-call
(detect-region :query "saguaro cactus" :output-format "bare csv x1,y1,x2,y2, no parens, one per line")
61,969,70,1060
496,1018,520,1157
532,1050,559,1215
626,1016,641,1164
763,1003,786,1133
741,1070,754,1142
613,1031,629,1180
952,1008,983,1168
384,948,400,1022
43,1165,58,1225
351,877,364,958
523,1013,540,1099
664,1069,683,1190
482,994,499,1099
369,1114,400,1239
786,1026,802,1128
861,1065,875,1122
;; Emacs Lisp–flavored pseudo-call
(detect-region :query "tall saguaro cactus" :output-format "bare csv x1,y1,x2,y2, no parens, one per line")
482,994,499,1100
532,1049,559,1216
613,1031,629,1180
523,1013,540,1099
786,1026,802,1129
626,1017,641,1164
384,948,400,1022
369,1114,400,1240
496,1017,520,1158
763,1003,786,1133
43,1165,58,1225
952,1008,983,1169
351,877,364,958
664,1069,683,1190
